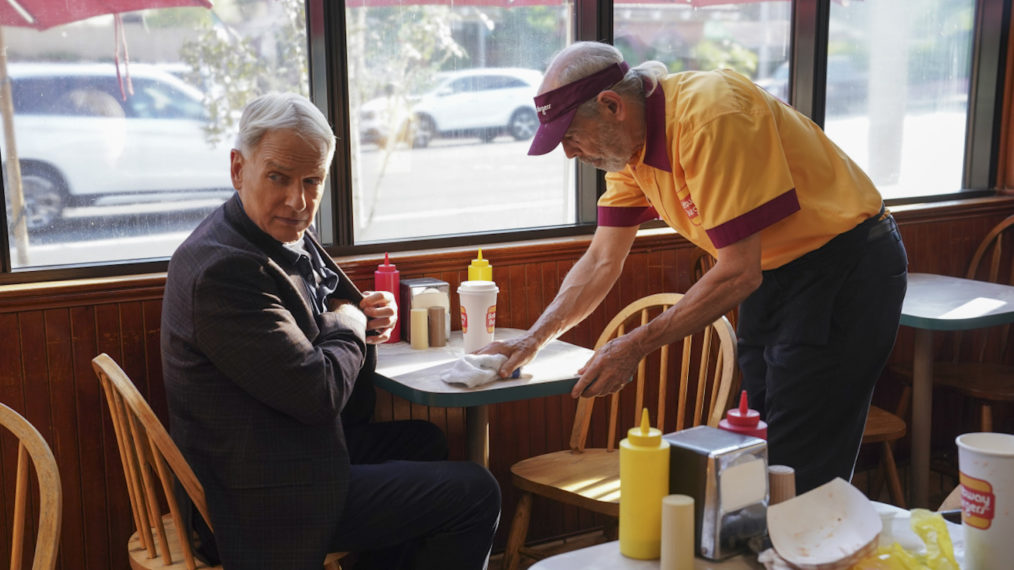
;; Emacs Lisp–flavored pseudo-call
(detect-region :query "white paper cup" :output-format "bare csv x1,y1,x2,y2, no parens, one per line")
458,280,498,353
956,432,1014,570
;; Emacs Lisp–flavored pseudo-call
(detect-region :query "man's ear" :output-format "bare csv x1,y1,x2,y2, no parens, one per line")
230,149,244,190
596,90,626,119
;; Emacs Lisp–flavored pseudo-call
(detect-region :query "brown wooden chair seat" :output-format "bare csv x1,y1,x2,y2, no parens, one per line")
502,293,739,570
92,353,346,570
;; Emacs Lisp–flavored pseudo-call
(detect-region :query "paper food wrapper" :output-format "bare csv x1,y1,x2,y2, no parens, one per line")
766,477,882,569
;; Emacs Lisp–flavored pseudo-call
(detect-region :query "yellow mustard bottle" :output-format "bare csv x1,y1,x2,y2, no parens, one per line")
467,248,493,282
619,408,669,559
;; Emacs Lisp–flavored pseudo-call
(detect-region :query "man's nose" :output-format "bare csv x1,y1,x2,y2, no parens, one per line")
561,140,579,159
285,185,306,211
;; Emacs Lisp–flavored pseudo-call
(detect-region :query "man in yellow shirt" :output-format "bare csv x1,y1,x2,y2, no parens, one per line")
485,41,908,493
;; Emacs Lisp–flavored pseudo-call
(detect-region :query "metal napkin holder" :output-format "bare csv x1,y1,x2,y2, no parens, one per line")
663,425,769,560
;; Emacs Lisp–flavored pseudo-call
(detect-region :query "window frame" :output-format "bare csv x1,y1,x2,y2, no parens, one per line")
0,0,1008,282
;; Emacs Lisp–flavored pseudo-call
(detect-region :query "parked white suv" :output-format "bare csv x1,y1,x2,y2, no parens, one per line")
2,62,233,231
359,67,543,148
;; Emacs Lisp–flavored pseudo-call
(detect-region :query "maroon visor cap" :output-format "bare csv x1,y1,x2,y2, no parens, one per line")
527,61,630,156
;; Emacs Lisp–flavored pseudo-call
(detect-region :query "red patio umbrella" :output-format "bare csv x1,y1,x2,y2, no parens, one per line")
0,0,212,265
0,0,211,30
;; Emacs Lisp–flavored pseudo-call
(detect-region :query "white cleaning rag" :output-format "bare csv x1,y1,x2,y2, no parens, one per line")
440,354,510,388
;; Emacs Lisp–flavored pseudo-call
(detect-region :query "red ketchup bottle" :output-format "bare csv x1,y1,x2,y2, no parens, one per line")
374,252,400,343
719,390,768,439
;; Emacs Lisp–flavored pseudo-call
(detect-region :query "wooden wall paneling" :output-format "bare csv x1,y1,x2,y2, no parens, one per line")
142,300,166,421
71,305,114,570
93,302,134,570
0,312,21,563
10,310,49,568
44,307,80,570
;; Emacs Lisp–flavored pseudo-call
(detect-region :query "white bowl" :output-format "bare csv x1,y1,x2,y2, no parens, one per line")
767,477,882,569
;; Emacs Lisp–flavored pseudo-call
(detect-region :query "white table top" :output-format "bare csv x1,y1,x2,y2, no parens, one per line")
373,328,595,407
529,502,965,569
900,272,1014,331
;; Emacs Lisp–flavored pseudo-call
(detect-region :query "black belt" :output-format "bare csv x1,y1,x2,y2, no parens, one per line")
866,206,897,243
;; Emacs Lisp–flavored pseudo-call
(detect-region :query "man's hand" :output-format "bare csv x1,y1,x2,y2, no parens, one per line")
477,334,543,378
359,290,397,344
570,335,643,398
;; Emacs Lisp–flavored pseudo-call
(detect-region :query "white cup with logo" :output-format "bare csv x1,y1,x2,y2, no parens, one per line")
956,432,1014,569
458,280,498,353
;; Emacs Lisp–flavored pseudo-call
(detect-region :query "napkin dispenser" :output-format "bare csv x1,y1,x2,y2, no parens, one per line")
399,278,450,343
663,425,768,560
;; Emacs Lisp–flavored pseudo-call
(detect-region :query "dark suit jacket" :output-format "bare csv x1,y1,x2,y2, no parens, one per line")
161,194,376,568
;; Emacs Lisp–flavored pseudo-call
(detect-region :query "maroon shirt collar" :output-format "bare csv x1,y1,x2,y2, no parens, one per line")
641,81,672,173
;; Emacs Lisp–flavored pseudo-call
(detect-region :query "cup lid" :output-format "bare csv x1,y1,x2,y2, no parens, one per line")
458,280,498,293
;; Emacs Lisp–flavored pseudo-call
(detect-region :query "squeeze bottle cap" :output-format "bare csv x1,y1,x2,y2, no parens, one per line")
726,390,760,427
626,408,662,446
377,252,397,273
468,249,493,281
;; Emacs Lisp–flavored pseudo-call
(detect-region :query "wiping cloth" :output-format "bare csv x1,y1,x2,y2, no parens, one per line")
440,354,510,388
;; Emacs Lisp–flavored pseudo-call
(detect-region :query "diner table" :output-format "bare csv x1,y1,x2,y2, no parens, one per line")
373,327,595,466
528,501,965,569
900,272,1014,507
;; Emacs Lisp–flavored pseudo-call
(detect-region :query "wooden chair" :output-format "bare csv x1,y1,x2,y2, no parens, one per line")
862,403,908,508
501,293,738,570
1,403,61,570
92,353,345,570
930,214,1014,432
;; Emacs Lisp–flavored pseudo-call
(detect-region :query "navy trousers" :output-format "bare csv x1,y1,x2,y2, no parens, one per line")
737,210,908,494
333,420,501,570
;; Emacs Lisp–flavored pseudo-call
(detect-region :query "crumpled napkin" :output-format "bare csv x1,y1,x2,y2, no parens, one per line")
440,354,510,387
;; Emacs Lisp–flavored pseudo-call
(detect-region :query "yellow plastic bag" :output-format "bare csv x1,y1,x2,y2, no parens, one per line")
851,509,959,570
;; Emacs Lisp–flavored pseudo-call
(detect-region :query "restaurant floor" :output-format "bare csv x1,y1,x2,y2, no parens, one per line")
487,459,960,570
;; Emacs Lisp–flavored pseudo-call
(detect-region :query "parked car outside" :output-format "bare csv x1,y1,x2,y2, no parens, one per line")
358,67,543,149
2,62,233,231
755,56,869,114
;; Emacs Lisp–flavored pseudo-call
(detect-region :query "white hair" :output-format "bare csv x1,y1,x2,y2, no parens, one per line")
234,92,336,165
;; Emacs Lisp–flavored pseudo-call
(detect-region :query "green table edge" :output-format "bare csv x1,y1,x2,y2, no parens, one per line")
371,371,578,408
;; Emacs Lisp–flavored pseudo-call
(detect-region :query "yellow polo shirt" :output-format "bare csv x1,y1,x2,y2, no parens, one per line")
599,68,883,270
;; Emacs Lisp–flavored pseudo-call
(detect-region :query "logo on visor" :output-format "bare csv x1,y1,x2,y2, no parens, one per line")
536,104,552,116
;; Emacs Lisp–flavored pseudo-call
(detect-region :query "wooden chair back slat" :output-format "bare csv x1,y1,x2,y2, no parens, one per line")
656,343,670,431
1,403,61,570
102,366,157,559
568,293,738,455
677,334,692,427
11,445,28,570
93,353,208,569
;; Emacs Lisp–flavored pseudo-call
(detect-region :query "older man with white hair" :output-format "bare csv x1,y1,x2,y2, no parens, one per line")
484,41,908,495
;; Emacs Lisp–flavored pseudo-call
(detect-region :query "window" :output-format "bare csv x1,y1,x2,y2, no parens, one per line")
343,1,573,244
614,1,792,84
823,0,976,200
0,0,1008,279
2,1,308,270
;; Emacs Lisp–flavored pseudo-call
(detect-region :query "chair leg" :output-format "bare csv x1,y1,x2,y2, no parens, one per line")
503,492,532,570
894,385,912,421
603,518,618,541
881,441,906,509
981,404,993,432
869,461,885,502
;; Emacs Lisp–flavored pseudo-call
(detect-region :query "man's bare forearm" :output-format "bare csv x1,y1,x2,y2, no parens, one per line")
525,225,638,346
